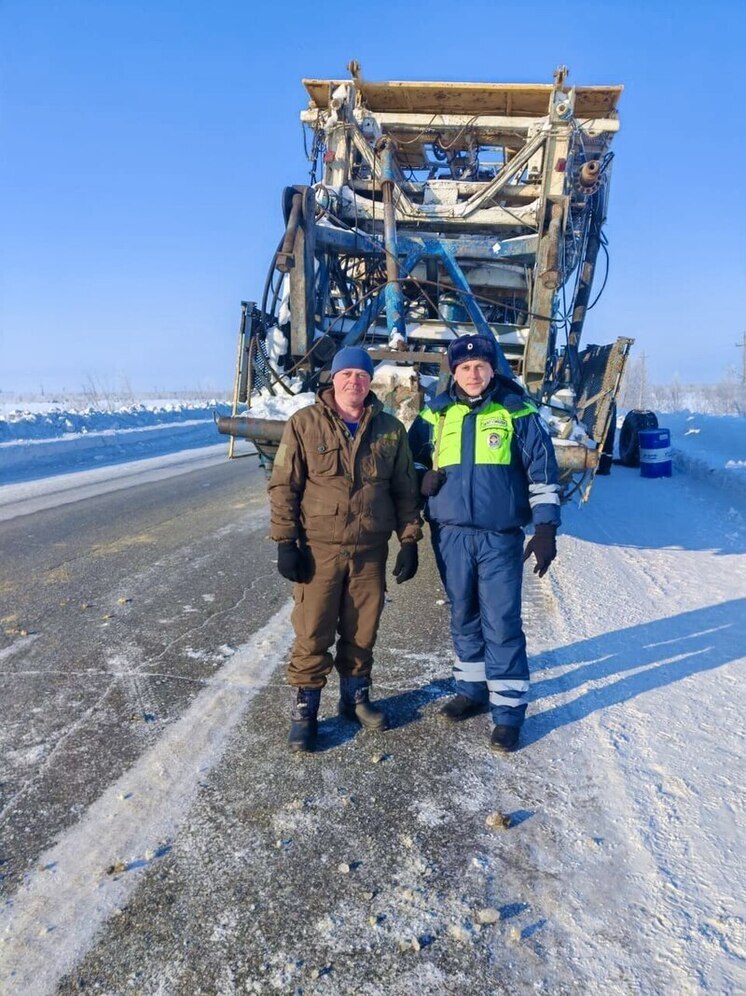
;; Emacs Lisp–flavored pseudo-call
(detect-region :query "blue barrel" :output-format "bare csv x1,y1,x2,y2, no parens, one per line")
639,428,672,478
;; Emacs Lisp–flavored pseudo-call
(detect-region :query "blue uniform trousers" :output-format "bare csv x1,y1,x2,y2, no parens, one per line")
434,525,529,727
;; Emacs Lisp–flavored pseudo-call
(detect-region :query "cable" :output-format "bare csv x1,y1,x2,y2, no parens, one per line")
560,470,590,502
393,113,440,147
260,236,286,326
434,117,479,152
302,124,324,184
586,236,610,311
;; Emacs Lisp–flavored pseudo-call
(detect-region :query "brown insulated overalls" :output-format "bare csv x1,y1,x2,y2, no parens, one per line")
268,387,422,688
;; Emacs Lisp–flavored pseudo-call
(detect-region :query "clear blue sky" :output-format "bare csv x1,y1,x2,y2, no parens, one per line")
2,0,744,393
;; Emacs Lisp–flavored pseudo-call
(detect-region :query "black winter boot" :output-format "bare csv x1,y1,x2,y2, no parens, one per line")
490,724,520,753
288,687,321,753
439,694,489,722
338,676,387,731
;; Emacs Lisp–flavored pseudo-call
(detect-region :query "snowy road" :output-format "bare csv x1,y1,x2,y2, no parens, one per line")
530,468,745,992
0,448,744,993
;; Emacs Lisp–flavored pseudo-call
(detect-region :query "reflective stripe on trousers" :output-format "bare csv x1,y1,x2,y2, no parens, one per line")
436,526,528,726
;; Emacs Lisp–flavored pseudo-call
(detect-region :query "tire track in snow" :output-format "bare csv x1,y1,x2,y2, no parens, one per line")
0,600,294,995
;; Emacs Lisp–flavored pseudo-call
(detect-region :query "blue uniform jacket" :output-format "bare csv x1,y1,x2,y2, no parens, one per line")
408,375,561,532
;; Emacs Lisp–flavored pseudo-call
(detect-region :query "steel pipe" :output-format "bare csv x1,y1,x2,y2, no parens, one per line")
216,416,285,442
217,414,596,473
554,443,598,472
276,193,303,273
378,139,407,340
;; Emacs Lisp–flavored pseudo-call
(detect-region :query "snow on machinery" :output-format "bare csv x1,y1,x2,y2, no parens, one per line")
217,63,633,499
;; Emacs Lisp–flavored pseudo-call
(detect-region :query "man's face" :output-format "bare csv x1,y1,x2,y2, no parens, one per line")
332,368,371,407
453,359,493,397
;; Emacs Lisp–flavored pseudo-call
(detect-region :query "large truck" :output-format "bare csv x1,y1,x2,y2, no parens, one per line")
217,63,632,499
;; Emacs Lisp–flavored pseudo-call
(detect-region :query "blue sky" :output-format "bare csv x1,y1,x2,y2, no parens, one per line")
2,0,744,392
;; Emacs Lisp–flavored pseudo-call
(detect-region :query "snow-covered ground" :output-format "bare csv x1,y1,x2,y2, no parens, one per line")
660,410,746,494
1,395,744,991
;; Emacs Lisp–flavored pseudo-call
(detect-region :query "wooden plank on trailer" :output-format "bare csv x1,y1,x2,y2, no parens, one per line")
302,79,623,118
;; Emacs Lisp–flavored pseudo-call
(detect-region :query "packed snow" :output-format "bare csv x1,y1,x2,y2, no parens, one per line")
660,411,746,494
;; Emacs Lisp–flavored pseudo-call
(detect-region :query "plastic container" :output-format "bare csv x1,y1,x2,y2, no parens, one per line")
639,428,672,478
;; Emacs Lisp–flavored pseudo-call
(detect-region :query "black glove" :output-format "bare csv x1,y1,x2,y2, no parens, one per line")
420,468,446,498
277,541,310,583
393,543,418,584
523,524,557,578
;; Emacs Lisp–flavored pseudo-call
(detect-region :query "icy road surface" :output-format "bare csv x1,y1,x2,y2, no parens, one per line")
0,438,744,993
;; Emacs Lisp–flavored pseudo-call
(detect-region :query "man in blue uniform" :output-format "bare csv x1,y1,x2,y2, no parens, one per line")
408,333,560,752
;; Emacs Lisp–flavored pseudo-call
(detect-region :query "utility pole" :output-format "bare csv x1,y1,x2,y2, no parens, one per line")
737,332,746,386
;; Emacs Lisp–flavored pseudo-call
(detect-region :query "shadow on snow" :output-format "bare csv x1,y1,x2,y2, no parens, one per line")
308,600,743,752
522,598,745,748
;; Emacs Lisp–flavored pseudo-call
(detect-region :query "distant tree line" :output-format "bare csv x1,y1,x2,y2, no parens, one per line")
618,357,746,416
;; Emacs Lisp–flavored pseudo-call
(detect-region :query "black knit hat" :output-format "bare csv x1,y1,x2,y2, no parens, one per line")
447,334,498,373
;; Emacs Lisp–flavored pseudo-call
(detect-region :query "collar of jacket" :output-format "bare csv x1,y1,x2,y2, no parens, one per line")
316,383,383,421
428,373,528,415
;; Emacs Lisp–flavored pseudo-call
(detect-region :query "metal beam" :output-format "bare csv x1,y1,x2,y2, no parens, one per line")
314,222,538,262
301,109,620,138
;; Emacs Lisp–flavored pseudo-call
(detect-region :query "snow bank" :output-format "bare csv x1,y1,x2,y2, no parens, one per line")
0,401,232,485
0,401,226,443
648,410,746,496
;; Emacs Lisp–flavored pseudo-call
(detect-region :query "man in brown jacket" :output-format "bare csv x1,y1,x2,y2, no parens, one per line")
269,346,422,753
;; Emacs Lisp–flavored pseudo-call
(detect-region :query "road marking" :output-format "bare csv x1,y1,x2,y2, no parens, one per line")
0,599,293,994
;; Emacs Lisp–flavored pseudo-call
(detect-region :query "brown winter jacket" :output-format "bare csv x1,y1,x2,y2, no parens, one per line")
268,387,422,551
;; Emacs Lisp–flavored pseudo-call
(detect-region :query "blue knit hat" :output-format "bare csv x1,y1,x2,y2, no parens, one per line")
447,333,497,373
331,346,375,378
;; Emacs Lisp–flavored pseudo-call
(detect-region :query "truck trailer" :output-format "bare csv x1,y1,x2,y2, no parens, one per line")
217,63,632,499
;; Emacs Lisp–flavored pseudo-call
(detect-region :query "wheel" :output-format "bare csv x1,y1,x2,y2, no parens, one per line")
596,403,617,475
618,409,658,467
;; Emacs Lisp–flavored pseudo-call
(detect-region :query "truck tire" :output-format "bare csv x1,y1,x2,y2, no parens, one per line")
619,409,658,467
596,403,617,475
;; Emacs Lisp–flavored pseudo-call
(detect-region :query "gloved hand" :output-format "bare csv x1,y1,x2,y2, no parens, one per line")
393,542,419,584
523,523,557,578
277,541,310,583
420,468,446,497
